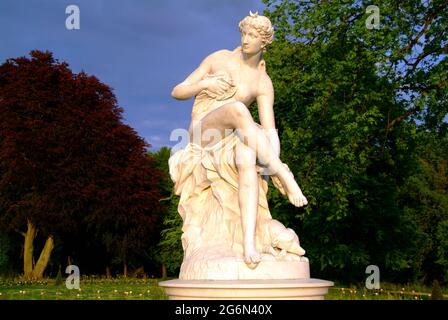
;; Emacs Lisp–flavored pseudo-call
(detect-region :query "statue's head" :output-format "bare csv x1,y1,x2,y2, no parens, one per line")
238,11,274,53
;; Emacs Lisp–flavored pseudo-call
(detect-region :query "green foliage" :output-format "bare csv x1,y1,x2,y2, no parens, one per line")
437,221,448,283
158,195,183,276
54,266,63,286
149,147,184,276
0,232,10,275
262,0,447,282
151,147,173,197
400,132,448,283
431,280,444,300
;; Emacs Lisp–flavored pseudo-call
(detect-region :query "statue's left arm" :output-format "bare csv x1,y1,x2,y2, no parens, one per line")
257,74,280,157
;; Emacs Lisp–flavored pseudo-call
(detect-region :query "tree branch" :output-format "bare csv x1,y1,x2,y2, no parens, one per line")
400,79,447,93
397,10,437,55
16,229,26,237
412,45,447,68
386,108,419,131
404,45,448,78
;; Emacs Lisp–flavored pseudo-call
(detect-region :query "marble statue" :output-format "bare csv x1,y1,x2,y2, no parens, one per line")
169,12,309,280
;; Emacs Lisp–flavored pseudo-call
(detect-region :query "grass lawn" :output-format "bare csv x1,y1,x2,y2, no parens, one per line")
0,277,167,300
0,277,445,300
326,282,447,300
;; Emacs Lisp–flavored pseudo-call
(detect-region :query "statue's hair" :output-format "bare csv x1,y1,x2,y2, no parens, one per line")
238,11,274,51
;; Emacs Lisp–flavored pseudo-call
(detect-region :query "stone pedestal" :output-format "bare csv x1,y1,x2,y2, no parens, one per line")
159,278,334,300
180,258,310,280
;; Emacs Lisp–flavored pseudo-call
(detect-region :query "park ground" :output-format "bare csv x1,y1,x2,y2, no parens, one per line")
0,277,446,300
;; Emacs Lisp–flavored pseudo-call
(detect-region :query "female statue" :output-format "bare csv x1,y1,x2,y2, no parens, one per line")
169,12,309,279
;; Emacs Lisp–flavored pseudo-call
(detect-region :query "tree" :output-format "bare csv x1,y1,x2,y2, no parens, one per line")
400,132,448,283
150,147,183,277
158,194,183,277
152,147,174,198
261,0,447,282
0,231,11,276
0,50,162,279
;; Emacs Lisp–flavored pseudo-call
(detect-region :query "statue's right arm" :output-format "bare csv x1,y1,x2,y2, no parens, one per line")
171,53,216,100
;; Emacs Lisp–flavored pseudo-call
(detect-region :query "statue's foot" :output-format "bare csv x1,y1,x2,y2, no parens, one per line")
290,243,306,256
272,164,308,207
244,247,261,269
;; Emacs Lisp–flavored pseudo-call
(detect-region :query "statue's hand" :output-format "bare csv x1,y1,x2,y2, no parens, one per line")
201,74,234,96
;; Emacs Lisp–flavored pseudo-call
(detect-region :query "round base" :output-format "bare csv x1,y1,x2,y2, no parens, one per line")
159,278,334,300
180,258,310,280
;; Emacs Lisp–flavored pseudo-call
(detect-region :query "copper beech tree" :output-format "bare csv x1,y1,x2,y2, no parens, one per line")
0,51,162,279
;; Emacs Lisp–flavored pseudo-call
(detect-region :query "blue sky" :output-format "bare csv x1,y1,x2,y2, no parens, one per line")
0,0,265,150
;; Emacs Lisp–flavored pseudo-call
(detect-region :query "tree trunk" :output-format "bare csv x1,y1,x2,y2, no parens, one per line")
23,220,36,280
162,264,167,280
31,235,54,280
123,262,128,278
106,266,111,279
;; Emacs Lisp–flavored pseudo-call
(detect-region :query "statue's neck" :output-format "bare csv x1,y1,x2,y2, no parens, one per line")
241,49,263,69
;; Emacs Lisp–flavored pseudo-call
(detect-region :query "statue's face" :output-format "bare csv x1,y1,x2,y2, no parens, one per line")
240,25,263,55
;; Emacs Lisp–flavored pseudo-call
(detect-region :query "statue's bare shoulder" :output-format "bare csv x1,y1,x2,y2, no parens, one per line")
202,49,233,65
257,62,274,97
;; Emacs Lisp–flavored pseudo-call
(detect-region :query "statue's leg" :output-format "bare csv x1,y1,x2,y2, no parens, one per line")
196,101,307,207
235,142,260,268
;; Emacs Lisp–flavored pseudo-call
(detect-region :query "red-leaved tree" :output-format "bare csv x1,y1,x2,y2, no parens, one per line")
0,50,162,279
